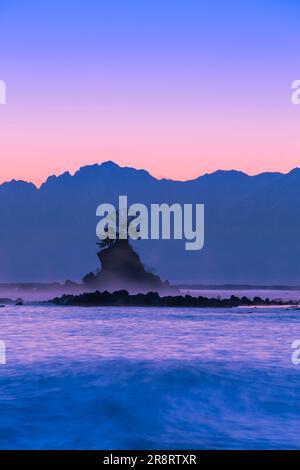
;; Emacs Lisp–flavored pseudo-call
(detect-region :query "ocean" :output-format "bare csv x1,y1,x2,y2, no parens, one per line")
0,303,299,449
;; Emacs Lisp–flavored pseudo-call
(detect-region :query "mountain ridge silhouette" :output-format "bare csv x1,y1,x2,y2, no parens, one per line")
1,161,299,284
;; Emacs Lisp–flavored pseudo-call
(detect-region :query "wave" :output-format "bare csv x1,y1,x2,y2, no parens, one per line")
0,359,299,450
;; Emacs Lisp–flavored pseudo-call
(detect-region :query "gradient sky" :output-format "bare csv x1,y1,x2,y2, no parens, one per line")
0,0,300,185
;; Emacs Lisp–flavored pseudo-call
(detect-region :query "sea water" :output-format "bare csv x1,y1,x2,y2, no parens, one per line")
0,304,299,449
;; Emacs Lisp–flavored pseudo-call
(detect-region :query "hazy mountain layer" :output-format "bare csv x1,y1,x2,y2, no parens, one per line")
0,161,299,284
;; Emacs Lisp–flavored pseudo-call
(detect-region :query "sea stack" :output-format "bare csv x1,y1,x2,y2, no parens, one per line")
82,238,178,295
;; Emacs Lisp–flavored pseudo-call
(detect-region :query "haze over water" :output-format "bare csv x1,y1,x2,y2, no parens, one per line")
0,302,299,449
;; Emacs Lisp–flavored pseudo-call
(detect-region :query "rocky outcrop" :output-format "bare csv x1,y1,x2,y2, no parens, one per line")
51,290,294,308
82,239,178,294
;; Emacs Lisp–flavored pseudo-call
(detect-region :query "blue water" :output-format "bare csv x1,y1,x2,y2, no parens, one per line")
0,304,300,449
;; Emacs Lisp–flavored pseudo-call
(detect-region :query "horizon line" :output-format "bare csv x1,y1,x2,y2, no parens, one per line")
1,160,299,190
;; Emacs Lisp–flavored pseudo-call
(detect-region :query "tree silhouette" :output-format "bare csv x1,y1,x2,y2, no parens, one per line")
97,210,141,251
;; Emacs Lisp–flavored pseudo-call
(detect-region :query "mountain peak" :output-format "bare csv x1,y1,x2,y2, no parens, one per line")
0,179,37,192
100,160,120,169
209,169,248,178
43,171,71,187
288,167,300,176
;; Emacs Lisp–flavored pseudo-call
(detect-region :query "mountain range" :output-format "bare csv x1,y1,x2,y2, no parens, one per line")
1,161,300,284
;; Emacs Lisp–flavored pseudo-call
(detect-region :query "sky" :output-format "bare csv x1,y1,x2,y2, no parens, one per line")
0,0,300,185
